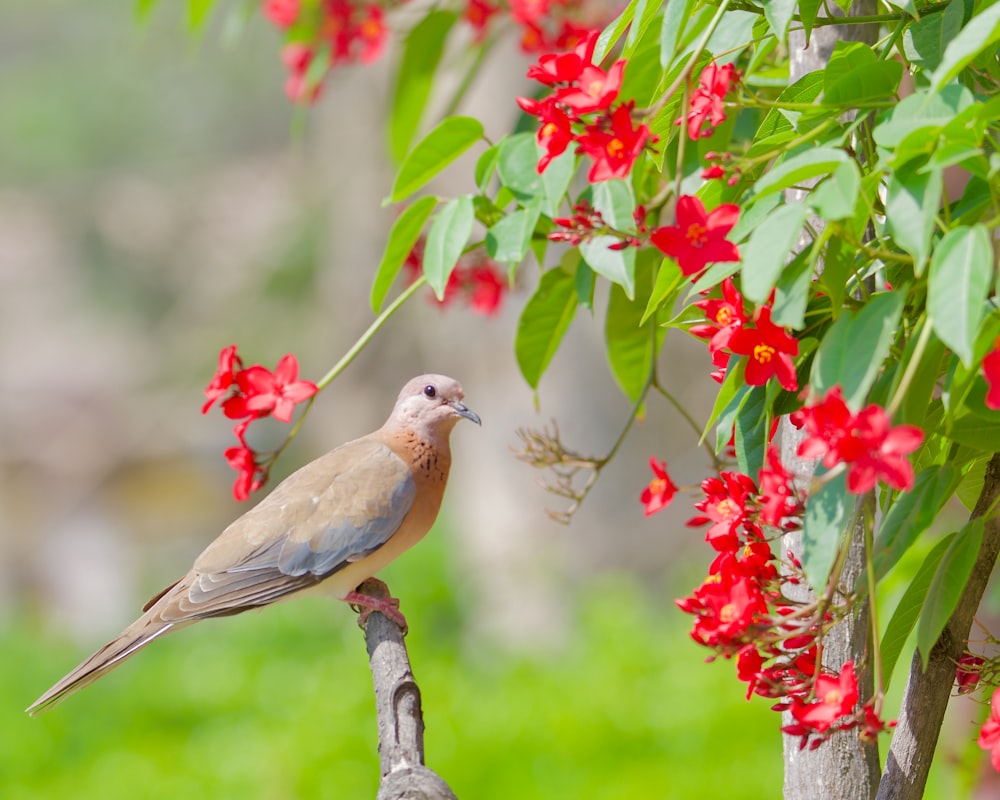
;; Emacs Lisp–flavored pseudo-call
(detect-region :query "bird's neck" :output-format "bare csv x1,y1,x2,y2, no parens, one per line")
385,428,452,485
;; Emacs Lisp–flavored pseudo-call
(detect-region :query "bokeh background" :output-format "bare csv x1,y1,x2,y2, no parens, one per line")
0,3,988,797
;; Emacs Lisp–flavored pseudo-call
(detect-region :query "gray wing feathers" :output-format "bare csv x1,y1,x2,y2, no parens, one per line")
184,438,415,610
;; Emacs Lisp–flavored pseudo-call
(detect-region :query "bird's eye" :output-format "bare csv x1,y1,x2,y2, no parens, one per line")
423,385,437,399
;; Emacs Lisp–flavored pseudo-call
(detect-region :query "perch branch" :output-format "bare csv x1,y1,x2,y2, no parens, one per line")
355,578,459,800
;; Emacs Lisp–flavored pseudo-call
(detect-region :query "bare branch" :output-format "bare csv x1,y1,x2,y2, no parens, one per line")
356,579,459,800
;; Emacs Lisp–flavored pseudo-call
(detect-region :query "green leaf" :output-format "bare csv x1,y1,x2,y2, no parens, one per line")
755,72,824,141
596,0,640,62
641,258,683,325
802,470,850,592
497,133,576,217
811,290,905,409
880,535,954,689
734,385,768,478
903,1,966,71
771,251,813,330
390,117,484,203
715,381,751,455
874,85,974,150
539,149,577,218
704,358,746,447
475,144,500,193
705,11,756,54
660,0,697,68
956,457,989,512
605,254,662,402
515,268,578,389
423,195,474,299
186,0,215,32
797,0,821,40
762,0,797,41
624,0,664,58
388,12,458,163
810,161,861,221
369,196,438,313
898,325,948,428
486,199,543,266
947,414,1000,453
580,180,637,297
917,519,984,669
927,225,993,368
872,465,961,582
885,162,942,276
823,42,902,105
751,147,850,201
929,3,1000,94
740,202,810,304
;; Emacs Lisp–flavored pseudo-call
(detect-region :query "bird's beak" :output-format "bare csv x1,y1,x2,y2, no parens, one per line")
449,400,481,426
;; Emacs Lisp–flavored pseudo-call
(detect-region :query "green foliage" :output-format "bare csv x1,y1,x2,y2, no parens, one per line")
389,116,483,203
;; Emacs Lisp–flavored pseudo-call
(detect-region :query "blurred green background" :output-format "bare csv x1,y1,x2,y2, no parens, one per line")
0,2,990,798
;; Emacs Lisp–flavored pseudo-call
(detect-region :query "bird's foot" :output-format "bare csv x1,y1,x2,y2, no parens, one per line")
346,581,408,634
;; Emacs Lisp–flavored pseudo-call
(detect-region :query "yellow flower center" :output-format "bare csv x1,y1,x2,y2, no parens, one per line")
648,478,668,495
753,344,775,364
719,603,737,623
823,688,843,706
607,138,624,158
686,223,708,247
716,307,733,325
716,497,739,518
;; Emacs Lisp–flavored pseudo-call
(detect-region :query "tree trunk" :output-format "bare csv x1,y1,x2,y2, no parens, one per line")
782,4,881,798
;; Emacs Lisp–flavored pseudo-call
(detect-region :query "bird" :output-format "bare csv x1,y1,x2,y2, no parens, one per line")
27,374,480,715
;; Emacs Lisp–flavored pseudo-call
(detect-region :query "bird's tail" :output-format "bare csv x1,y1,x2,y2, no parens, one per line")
26,617,177,716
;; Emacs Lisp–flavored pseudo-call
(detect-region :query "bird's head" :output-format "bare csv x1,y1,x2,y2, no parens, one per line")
390,374,481,439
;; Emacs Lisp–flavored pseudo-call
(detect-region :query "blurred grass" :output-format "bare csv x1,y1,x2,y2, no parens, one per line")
4,530,784,799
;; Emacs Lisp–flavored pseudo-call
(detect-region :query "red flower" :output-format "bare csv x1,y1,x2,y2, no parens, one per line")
555,60,626,113
983,337,1000,410
956,653,985,694
263,0,301,28
463,0,500,41
757,446,800,527
683,62,739,140
231,354,318,424
281,43,324,104
518,96,575,173
525,30,598,85
203,344,242,414
702,163,725,179
686,571,768,649
788,661,859,734
979,688,1000,771
792,387,924,493
728,306,799,391
575,104,652,182
466,262,506,315
510,0,550,26
691,277,748,354
356,5,388,64
688,471,760,552
640,457,677,516
650,195,740,277
225,445,268,502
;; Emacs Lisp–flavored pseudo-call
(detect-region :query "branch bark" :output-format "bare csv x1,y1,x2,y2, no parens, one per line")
356,578,459,800
877,454,1000,800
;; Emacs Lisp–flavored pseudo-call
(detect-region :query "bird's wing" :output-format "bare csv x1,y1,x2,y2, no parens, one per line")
159,437,415,620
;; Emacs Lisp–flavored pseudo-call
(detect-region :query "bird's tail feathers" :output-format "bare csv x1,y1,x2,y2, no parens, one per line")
26,619,176,716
